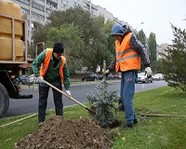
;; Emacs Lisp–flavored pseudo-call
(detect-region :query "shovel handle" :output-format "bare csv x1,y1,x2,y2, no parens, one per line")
43,80,89,109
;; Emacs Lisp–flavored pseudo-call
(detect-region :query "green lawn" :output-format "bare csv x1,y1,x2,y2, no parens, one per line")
0,86,186,149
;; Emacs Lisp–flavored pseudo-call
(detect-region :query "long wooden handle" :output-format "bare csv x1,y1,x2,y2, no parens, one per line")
141,113,186,118
43,80,89,109
0,113,37,128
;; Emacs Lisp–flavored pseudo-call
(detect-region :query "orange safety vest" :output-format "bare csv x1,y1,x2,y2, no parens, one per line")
39,48,66,83
115,33,141,72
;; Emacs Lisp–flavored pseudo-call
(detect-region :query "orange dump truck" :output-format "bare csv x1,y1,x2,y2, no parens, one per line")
0,0,33,116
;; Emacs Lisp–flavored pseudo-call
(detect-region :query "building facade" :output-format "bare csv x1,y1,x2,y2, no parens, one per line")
9,0,115,44
157,43,168,60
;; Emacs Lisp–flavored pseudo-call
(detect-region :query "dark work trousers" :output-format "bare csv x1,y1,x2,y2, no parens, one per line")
38,81,63,123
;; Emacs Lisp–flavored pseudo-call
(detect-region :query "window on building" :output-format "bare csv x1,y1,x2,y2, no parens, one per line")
16,0,30,5
47,0,57,8
31,12,45,22
32,2,45,12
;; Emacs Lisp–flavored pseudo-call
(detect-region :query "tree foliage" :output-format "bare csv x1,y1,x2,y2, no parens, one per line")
31,7,114,72
160,24,186,91
138,29,146,46
148,32,157,64
87,79,119,128
151,60,162,73
32,22,48,44
48,7,111,70
46,23,85,72
103,21,115,65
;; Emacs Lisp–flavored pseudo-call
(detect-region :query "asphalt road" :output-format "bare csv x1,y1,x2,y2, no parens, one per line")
6,80,167,117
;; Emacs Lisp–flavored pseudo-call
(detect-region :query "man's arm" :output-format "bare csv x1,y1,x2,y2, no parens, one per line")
130,34,152,77
130,34,150,67
108,56,116,72
32,51,46,77
63,63,71,90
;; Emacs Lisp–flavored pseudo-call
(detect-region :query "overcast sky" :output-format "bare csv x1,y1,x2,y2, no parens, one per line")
91,0,186,45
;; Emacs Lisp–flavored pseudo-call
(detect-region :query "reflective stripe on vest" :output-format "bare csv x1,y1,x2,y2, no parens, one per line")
116,53,139,63
115,33,141,72
39,48,66,83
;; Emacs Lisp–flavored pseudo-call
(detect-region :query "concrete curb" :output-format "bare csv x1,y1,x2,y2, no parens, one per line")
20,80,120,90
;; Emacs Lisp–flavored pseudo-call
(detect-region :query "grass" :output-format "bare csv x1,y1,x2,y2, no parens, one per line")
0,86,186,149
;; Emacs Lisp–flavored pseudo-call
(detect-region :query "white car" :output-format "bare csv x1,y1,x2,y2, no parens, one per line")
152,73,164,80
136,72,153,83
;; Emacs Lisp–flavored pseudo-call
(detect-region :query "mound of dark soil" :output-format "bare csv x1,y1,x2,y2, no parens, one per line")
15,116,113,149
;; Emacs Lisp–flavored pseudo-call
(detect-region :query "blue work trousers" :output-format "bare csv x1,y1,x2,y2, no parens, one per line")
120,70,137,125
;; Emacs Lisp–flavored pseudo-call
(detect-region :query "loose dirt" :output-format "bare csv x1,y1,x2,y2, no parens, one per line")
15,116,113,149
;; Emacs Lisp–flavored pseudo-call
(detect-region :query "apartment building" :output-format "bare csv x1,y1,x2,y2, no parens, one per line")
9,0,115,44
157,43,168,60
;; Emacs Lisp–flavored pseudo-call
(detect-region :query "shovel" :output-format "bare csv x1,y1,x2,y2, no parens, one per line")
43,80,95,114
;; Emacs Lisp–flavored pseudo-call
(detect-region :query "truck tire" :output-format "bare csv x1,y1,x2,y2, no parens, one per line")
0,83,9,117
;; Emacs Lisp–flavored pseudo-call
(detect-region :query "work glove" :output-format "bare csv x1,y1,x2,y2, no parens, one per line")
145,67,152,78
37,76,44,83
66,90,72,97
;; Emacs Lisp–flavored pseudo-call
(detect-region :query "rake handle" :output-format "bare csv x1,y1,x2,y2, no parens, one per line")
43,80,91,110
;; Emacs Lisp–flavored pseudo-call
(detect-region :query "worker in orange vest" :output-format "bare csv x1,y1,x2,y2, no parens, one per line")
32,42,71,126
105,23,152,128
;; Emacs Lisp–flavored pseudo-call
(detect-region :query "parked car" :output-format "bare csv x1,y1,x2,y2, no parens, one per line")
113,73,121,79
152,73,164,80
16,75,27,85
97,74,103,80
136,72,153,83
107,73,114,80
82,74,99,81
